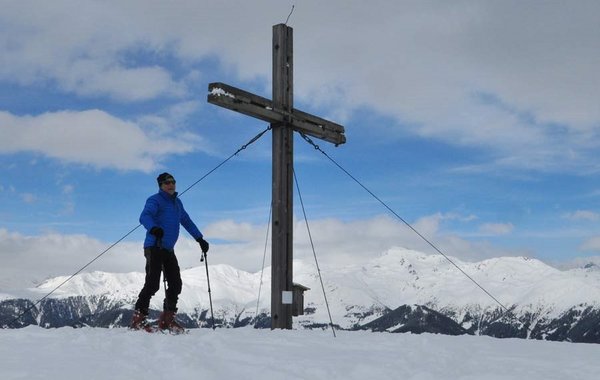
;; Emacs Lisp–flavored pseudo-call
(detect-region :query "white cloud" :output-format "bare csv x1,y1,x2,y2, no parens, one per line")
0,228,136,289
563,210,600,222
479,223,514,236
554,255,600,270
580,236,600,252
0,110,203,172
62,62,185,101
1,1,598,174
205,214,525,271
0,1,185,102
0,214,529,290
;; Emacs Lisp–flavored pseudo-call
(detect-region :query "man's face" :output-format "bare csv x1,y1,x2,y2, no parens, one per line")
160,179,176,195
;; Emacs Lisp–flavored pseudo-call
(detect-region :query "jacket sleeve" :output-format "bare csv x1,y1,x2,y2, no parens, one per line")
139,196,159,231
178,200,203,240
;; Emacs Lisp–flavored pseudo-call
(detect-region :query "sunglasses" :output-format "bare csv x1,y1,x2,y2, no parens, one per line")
161,180,176,185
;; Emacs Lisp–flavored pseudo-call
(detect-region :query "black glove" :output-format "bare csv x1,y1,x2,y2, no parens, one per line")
150,227,164,239
197,237,209,253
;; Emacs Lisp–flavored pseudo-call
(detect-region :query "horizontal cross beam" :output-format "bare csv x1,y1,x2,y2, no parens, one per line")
208,82,346,146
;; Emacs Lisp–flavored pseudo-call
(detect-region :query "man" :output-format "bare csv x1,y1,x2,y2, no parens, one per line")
130,172,210,332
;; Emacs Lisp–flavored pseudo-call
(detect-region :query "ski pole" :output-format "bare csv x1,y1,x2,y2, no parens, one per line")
201,250,216,330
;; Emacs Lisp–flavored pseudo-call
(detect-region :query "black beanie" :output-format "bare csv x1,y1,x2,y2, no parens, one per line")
157,172,175,186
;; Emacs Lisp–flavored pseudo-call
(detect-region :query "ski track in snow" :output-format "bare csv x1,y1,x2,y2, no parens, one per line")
1,326,599,380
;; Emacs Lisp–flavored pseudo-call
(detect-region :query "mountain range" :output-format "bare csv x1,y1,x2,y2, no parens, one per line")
2,247,600,343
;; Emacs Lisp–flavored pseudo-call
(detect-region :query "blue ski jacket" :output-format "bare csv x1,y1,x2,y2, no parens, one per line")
140,190,203,250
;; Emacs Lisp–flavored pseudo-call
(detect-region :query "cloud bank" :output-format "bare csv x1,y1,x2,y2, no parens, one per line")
0,110,202,172
0,214,531,290
0,1,598,173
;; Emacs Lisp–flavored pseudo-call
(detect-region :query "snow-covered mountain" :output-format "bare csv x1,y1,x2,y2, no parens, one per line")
2,247,600,343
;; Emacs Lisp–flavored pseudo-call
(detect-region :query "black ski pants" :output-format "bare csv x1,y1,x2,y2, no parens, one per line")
134,247,182,313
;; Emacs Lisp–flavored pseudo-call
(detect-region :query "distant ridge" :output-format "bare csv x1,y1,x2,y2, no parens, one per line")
2,248,600,343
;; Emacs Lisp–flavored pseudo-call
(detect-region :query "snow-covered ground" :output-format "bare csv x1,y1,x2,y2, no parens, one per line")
1,326,599,379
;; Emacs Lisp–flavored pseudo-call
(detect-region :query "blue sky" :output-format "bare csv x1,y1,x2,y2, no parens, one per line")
1,1,600,288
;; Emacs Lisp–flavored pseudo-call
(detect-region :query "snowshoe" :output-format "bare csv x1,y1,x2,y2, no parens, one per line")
129,310,156,333
158,310,187,334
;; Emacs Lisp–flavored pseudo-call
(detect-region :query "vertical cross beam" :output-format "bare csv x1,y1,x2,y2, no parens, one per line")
271,24,294,329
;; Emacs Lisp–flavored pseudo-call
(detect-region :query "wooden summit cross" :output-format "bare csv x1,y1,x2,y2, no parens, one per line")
207,24,346,329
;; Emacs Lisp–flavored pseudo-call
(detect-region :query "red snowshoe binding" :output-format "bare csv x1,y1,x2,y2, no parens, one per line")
158,310,185,334
130,310,154,332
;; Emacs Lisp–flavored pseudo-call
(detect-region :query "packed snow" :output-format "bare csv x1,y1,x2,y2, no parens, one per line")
1,326,599,379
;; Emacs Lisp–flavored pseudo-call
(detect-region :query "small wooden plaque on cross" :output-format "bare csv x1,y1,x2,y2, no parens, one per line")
207,23,346,329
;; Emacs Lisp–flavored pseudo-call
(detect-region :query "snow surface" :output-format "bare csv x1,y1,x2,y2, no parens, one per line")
209,87,235,98
1,326,599,380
